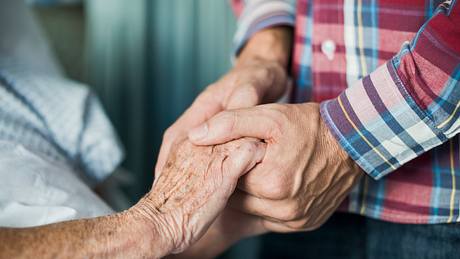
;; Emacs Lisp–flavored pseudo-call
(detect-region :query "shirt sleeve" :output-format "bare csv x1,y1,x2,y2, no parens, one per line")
231,0,296,55
320,0,460,180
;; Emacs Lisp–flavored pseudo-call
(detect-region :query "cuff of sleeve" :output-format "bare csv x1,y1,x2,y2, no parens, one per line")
233,0,295,57
320,61,447,180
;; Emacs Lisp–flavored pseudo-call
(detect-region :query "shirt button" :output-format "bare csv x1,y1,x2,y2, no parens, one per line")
321,39,336,61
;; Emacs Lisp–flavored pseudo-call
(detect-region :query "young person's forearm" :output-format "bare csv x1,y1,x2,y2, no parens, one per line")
0,210,168,259
236,26,293,68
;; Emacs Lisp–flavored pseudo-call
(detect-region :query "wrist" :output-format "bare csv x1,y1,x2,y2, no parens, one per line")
236,26,292,69
126,203,175,258
318,106,363,176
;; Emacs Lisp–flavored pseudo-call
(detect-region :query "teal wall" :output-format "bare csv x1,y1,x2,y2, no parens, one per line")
84,0,236,200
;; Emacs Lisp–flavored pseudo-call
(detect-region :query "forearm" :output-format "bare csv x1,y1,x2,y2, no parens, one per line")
321,1,459,179
0,210,167,259
236,26,293,69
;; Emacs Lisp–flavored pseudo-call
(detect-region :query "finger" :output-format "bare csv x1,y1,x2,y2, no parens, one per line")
227,190,290,222
234,151,291,200
154,128,186,179
202,140,266,216
188,107,277,145
154,139,173,178
225,84,262,110
155,92,223,176
236,163,280,199
222,139,266,182
229,192,312,233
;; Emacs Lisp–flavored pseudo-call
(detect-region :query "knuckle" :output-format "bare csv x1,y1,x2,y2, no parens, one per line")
264,104,289,138
239,140,258,153
162,128,175,142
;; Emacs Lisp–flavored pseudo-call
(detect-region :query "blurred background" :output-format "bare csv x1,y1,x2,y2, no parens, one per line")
31,0,261,258
33,0,236,203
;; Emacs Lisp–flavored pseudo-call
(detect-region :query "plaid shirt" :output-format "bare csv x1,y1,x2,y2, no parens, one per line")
231,0,460,224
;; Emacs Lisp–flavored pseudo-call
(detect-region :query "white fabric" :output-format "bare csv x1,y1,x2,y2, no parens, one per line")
0,0,124,185
0,141,113,228
0,0,119,228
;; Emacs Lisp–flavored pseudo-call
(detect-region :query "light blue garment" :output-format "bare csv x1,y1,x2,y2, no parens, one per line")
0,69,124,185
0,0,122,227
0,0,123,185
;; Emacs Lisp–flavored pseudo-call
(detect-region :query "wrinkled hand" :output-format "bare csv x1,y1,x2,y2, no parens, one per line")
188,103,363,232
155,58,288,176
133,137,265,254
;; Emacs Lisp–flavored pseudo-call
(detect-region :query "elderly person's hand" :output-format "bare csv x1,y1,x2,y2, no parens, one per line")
155,27,292,176
188,103,363,232
0,138,265,258
135,138,266,254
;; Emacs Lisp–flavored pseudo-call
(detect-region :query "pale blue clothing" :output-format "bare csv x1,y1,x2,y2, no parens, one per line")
0,69,123,185
0,0,122,227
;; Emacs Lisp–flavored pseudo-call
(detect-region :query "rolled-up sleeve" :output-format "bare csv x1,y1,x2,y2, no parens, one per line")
231,0,296,55
320,1,460,180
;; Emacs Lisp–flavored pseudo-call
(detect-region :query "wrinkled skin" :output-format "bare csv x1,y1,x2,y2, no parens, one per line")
155,27,292,177
134,137,266,254
189,103,363,232
0,138,265,259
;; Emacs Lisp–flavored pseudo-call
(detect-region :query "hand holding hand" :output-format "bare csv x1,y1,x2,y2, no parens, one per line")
155,59,287,175
188,103,363,232
133,137,265,255
0,138,265,259
155,27,292,175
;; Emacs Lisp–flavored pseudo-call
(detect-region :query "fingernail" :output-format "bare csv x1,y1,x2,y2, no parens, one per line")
188,123,208,141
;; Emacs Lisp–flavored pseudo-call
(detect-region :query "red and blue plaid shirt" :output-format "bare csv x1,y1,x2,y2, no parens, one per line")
231,0,460,224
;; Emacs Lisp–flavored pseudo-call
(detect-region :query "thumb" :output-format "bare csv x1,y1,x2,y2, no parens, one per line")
225,84,262,110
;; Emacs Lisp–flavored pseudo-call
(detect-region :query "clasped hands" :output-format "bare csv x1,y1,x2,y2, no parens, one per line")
154,55,363,258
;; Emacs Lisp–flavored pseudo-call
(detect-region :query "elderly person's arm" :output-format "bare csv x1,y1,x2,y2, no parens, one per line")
0,138,265,258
